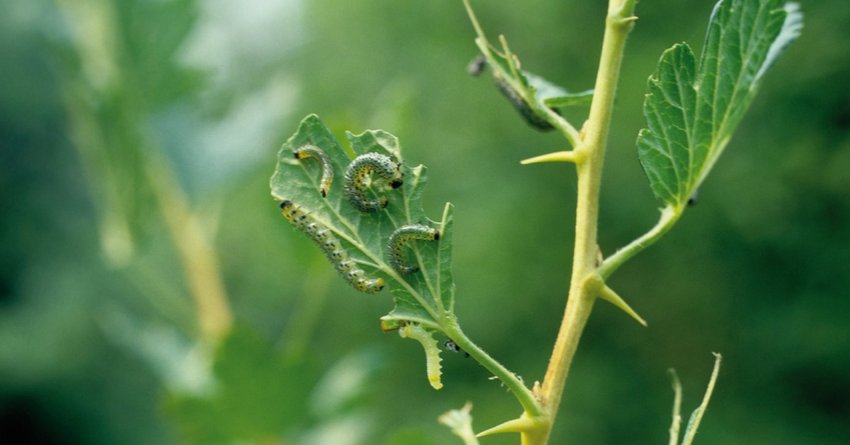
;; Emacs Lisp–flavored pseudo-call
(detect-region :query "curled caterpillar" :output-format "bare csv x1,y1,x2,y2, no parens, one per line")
280,200,384,294
344,152,403,212
493,74,559,131
399,323,443,390
386,224,440,275
293,144,334,197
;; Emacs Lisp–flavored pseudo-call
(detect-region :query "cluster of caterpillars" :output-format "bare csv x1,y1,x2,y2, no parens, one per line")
280,145,440,294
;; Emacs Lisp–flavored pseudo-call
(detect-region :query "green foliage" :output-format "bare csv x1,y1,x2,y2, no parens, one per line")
270,115,455,330
638,0,803,209
7,0,849,444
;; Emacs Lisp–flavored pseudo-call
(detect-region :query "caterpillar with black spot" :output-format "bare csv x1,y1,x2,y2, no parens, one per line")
399,323,443,390
344,152,404,212
467,54,487,77
280,200,384,294
493,73,560,131
293,144,334,198
386,224,440,275
444,339,470,358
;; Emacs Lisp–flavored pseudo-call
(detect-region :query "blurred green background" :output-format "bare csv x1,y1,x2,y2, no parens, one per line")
1,0,848,444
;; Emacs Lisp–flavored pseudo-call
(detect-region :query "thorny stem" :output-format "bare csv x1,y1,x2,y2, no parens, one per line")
441,316,545,418
538,1,637,443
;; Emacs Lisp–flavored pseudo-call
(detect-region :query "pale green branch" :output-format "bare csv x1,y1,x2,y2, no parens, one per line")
598,205,681,279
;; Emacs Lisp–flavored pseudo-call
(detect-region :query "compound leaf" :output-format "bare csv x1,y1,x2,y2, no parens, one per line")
638,0,802,209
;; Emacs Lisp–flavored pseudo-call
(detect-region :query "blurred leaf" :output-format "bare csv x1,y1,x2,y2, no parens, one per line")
269,115,454,330
164,327,315,444
637,0,802,209
438,402,479,445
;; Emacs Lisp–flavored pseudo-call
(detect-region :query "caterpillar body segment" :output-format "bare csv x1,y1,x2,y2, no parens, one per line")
386,224,440,275
399,323,444,390
344,152,404,212
279,200,384,294
293,144,334,197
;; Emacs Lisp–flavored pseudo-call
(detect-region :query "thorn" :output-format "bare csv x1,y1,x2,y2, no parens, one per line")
597,283,648,327
520,151,577,165
476,416,537,437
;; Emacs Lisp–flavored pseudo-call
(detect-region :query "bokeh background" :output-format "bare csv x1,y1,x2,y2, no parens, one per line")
1,0,848,444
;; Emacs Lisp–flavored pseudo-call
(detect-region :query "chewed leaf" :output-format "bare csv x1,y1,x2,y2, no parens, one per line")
399,323,443,390
637,0,802,210
270,114,456,329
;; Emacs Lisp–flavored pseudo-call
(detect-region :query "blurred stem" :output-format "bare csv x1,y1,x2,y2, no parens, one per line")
56,0,233,345
538,1,636,443
62,81,136,266
143,149,233,344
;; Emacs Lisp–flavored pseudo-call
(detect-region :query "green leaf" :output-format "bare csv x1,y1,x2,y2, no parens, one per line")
543,89,594,108
269,114,454,328
637,0,802,209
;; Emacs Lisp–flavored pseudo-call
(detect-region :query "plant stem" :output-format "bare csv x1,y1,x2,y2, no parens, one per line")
598,205,681,279
538,1,636,442
441,317,544,418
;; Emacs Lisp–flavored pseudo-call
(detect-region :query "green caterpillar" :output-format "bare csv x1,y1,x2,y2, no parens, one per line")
344,152,404,212
280,200,384,294
293,144,334,198
386,224,440,275
399,323,443,390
